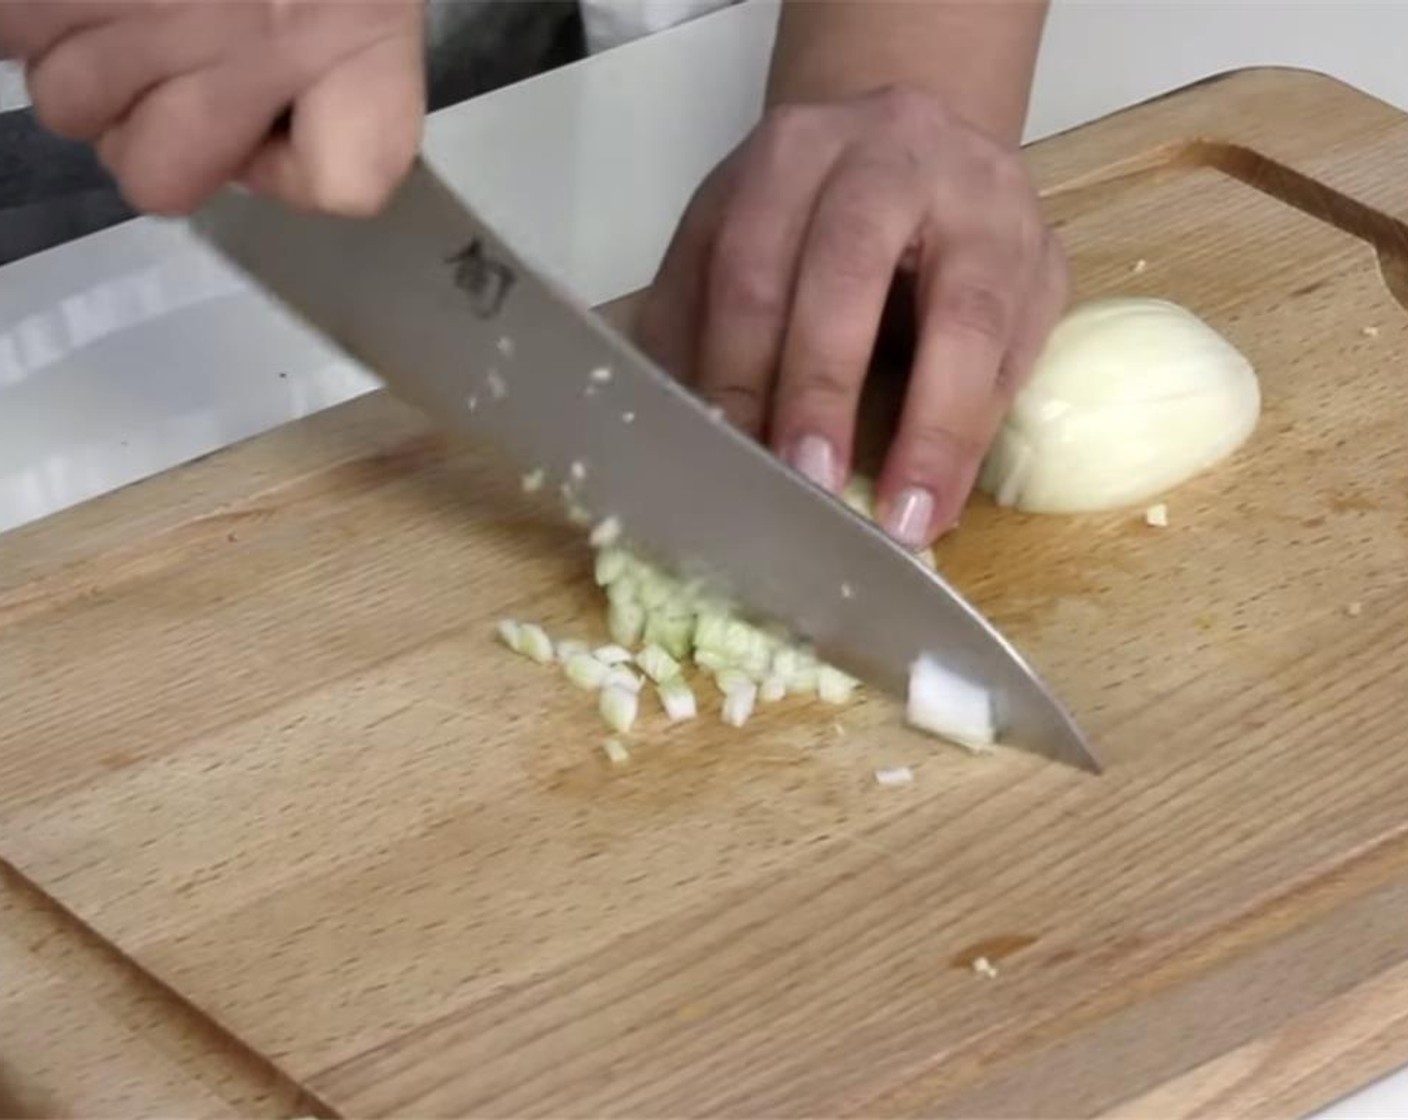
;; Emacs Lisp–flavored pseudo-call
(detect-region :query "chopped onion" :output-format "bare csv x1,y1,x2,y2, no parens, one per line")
590,516,622,548
521,468,546,493
622,411,636,424
1143,502,1169,528
496,619,522,650
556,638,589,661
906,655,996,748
564,651,610,691
608,600,646,646
817,665,859,704
486,371,508,399
600,685,638,733
972,956,999,979
874,766,914,788
595,548,628,586
593,644,634,666
602,738,630,766
658,677,698,721
517,623,555,664
637,644,680,683
759,674,787,703
603,665,643,693
570,460,587,482
590,366,613,383
714,668,752,696
497,336,515,356
467,394,479,412
721,681,758,727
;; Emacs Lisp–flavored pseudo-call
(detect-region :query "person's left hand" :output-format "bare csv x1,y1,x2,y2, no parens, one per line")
636,86,1067,549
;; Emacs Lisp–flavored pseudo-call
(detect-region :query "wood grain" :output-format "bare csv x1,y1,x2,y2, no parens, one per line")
2,68,1408,1116
0,865,320,1118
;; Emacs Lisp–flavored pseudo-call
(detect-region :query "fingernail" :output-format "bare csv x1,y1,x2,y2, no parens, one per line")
789,434,839,492
885,486,935,548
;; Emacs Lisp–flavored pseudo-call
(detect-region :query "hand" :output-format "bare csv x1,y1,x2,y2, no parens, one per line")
637,86,1067,549
0,0,425,216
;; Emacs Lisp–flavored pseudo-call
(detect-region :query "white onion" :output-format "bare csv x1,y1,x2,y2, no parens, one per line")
602,738,630,766
979,298,1260,513
721,681,758,727
906,655,996,749
600,685,638,733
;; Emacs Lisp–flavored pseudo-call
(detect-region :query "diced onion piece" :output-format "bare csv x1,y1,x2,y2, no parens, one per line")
874,766,915,788
496,619,522,651
594,644,634,666
521,468,546,493
565,652,610,691
590,366,613,384
759,674,787,703
556,638,589,662
602,738,630,766
590,516,622,548
570,460,587,482
517,623,555,664
603,665,643,693
636,644,680,684
1144,502,1169,528
486,371,508,399
721,681,758,727
566,504,591,526
595,548,629,586
714,669,752,696
658,677,698,722
694,648,730,673
972,956,1000,979
600,685,639,733
817,665,859,704
643,614,693,661
608,600,646,646
906,655,996,748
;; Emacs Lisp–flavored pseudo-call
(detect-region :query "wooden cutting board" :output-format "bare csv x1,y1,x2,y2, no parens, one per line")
3,68,1408,1117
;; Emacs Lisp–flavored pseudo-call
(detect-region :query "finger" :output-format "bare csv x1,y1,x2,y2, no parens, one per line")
26,2,261,141
0,0,114,59
770,154,924,493
98,54,301,214
997,230,1069,399
693,105,846,438
238,29,424,216
633,154,739,385
877,243,1023,547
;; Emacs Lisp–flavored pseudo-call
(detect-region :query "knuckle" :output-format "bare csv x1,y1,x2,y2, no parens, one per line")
754,102,821,166
27,51,100,139
937,280,1011,342
710,235,787,320
787,363,859,416
813,203,898,286
903,418,985,465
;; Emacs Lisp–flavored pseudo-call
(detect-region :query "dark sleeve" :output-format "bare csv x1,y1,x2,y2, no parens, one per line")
0,108,135,266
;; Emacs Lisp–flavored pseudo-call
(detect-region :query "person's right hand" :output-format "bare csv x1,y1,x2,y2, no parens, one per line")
0,0,425,216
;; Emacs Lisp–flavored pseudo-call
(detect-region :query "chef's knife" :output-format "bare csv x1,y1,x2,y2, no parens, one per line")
191,161,1099,773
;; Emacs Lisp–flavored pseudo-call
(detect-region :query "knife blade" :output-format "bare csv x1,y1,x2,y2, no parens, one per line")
191,161,1099,773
